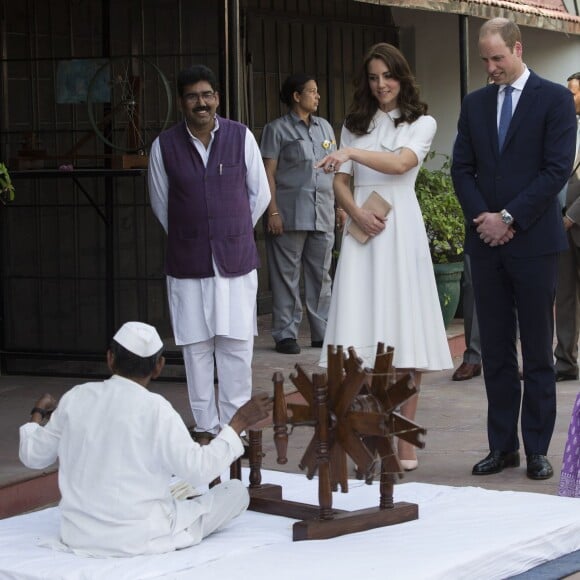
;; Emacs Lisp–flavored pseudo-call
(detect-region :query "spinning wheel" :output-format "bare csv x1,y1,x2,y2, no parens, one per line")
247,342,427,541
87,57,172,154
275,342,426,491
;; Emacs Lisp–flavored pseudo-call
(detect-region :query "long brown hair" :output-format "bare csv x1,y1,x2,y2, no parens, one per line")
345,43,427,135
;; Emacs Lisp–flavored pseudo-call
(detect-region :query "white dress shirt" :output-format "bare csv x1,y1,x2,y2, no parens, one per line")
497,65,530,128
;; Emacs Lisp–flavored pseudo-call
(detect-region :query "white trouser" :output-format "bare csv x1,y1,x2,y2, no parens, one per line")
173,479,249,550
182,335,254,434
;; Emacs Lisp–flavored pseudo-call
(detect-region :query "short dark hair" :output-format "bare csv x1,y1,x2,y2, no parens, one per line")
568,72,580,83
177,65,218,97
109,339,163,378
479,18,521,50
279,73,316,107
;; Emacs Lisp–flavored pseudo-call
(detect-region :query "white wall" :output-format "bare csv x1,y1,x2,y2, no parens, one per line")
391,7,580,165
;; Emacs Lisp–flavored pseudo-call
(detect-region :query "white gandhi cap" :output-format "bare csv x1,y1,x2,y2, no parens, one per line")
113,321,163,357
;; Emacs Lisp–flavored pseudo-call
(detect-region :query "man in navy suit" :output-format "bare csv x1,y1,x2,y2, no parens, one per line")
452,18,576,480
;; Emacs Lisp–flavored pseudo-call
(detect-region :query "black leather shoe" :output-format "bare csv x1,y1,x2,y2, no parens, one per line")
472,450,520,475
311,340,323,348
555,371,578,382
526,454,553,480
275,338,300,354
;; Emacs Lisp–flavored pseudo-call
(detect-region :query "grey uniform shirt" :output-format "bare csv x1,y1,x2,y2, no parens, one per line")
261,111,336,232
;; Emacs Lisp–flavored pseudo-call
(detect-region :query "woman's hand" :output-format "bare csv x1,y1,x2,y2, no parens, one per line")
315,148,351,174
267,212,284,236
352,207,387,237
563,215,574,231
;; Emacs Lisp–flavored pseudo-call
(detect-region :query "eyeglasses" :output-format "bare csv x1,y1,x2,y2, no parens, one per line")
183,91,217,104
302,88,319,95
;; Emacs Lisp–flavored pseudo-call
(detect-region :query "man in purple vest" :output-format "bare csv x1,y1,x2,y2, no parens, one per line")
148,65,270,443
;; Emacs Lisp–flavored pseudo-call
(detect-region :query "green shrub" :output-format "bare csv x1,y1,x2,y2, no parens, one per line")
416,153,464,264
0,163,15,205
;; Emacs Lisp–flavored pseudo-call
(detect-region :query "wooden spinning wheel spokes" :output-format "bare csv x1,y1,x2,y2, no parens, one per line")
249,341,427,541
87,57,172,154
274,342,426,492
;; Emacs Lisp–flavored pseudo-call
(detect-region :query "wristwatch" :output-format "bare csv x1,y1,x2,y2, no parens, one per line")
500,209,514,226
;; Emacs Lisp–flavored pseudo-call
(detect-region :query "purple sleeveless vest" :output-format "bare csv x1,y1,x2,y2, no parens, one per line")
159,117,260,278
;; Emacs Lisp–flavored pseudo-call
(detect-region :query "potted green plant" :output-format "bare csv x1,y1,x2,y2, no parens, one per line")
415,153,465,328
0,163,15,205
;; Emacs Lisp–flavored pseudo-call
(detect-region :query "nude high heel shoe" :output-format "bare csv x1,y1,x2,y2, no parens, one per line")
400,458,419,472
398,438,418,471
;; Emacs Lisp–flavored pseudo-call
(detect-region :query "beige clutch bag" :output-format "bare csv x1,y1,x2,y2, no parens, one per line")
346,191,392,244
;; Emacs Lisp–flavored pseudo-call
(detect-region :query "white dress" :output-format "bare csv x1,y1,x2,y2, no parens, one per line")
321,109,453,371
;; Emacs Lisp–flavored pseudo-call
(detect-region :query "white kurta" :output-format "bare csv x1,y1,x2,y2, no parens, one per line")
19,375,244,557
148,118,271,344
321,110,452,371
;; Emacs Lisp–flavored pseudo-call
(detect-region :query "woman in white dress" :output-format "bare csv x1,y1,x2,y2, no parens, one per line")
317,43,452,470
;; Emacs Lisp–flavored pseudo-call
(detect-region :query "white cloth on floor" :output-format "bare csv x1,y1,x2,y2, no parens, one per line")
1,469,580,580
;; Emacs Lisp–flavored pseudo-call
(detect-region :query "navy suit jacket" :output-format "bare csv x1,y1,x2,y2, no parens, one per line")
452,70,576,258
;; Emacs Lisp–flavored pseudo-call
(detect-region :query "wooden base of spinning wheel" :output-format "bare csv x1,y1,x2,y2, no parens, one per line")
249,483,418,541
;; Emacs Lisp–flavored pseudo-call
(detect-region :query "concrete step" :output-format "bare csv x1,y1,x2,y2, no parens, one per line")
0,471,59,519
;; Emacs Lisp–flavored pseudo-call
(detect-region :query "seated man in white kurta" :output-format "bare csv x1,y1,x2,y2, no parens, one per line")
19,321,272,557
